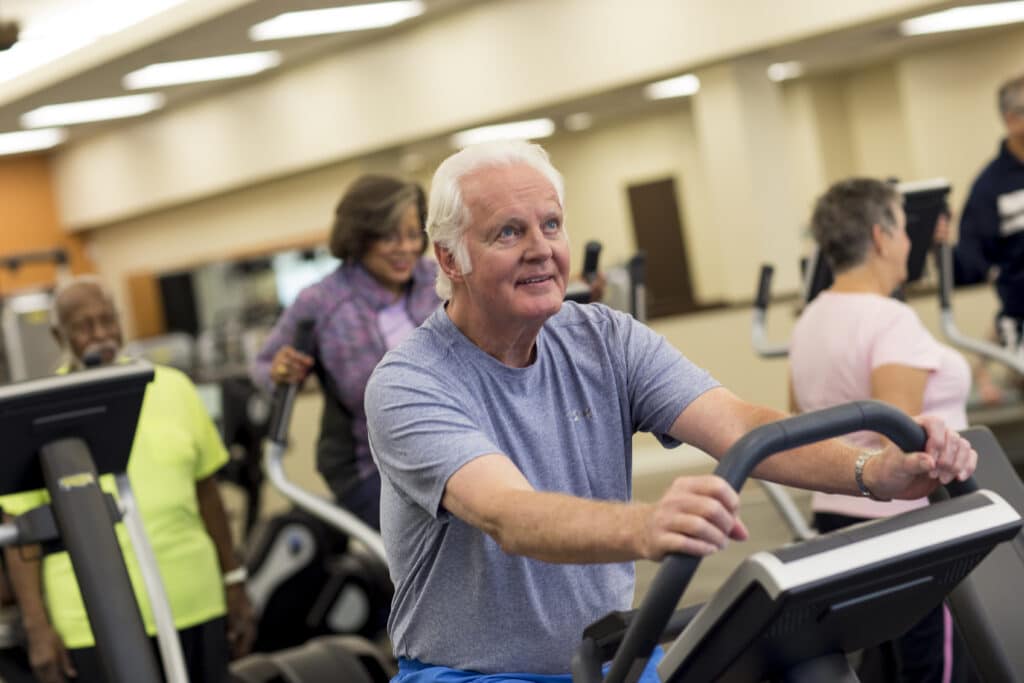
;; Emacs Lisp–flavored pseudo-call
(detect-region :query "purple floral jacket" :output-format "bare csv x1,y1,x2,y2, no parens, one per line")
252,259,441,486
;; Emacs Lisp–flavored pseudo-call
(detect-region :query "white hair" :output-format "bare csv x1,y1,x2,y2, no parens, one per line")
427,140,566,300
50,274,114,331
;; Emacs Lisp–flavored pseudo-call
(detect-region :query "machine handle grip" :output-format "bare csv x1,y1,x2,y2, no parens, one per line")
268,319,316,444
583,241,602,283
755,264,774,312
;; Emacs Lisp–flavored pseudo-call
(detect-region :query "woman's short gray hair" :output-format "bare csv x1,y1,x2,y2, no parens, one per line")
427,140,566,300
810,178,900,274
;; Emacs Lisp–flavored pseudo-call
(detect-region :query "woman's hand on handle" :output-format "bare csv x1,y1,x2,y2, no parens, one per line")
865,415,977,501
640,475,748,561
270,345,314,385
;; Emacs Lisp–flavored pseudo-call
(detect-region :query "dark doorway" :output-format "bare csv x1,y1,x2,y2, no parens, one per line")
626,177,698,318
158,272,200,337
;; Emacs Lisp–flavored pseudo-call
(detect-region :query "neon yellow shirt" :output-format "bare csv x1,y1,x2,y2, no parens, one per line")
0,365,228,648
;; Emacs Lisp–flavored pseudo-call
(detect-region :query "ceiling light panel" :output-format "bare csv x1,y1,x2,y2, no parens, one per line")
564,112,594,132
0,0,186,85
123,51,282,89
250,1,425,41
900,1,1024,36
450,118,556,148
0,128,67,156
766,61,805,82
21,94,166,128
643,74,701,100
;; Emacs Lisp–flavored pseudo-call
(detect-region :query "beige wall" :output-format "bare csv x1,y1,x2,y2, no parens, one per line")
898,25,1024,214
74,4,1024,404
54,0,950,230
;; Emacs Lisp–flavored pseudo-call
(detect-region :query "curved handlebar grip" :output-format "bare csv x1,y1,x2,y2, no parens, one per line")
268,319,317,444
293,318,316,355
713,400,926,490
599,400,931,683
755,264,774,312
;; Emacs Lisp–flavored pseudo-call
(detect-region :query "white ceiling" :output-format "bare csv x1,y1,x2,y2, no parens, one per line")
0,0,1021,154
0,0,480,141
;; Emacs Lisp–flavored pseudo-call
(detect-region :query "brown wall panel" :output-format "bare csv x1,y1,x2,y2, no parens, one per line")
0,154,94,294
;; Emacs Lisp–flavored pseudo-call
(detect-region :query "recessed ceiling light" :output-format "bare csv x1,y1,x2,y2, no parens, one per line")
766,61,805,82
123,51,282,90
249,1,425,41
900,1,1024,36
0,0,187,84
21,94,165,128
564,112,594,132
450,118,556,148
643,74,700,100
0,128,67,156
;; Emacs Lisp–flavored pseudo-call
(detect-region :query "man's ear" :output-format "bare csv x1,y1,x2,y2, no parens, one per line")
434,243,464,283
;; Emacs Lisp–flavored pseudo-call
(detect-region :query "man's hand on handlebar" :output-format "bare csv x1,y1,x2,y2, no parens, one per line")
640,475,748,561
864,415,977,501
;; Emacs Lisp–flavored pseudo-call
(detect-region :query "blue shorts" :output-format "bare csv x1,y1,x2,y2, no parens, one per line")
394,647,665,683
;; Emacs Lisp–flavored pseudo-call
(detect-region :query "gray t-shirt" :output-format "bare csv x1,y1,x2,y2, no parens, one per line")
365,302,718,674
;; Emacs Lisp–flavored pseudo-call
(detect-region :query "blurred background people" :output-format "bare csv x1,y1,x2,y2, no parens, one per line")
251,175,438,530
789,178,971,682
0,277,253,683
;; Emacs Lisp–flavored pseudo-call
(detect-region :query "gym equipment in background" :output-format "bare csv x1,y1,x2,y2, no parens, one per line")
0,362,187,683
232,321,393,682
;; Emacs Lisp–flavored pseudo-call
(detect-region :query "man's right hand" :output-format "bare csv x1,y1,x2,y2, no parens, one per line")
641,474,747,561
26,623,76,683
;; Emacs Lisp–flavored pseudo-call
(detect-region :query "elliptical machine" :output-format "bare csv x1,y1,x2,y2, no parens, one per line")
575,402,1024,683
232,321,395,683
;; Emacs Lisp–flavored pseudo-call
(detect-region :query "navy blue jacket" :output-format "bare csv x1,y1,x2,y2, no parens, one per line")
955,140,1024,317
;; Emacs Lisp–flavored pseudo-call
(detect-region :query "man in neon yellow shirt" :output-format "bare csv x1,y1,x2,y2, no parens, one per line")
0,277,254,683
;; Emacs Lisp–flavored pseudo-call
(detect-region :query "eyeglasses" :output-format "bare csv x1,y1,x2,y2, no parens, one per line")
379,230,427,248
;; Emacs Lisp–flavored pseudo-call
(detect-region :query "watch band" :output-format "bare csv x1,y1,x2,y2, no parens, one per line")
855,451,889,502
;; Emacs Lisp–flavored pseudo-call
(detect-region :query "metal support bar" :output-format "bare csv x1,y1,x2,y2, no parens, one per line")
115,473,190,683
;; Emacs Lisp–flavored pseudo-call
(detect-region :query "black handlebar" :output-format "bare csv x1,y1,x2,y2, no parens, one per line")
935,243,953,310
590,400,975,683
755,264,774,312
583,241,602,284
268,319,316,444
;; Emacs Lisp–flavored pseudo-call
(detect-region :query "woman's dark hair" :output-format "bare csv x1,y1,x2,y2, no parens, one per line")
328,174,428,261
811,178,900,274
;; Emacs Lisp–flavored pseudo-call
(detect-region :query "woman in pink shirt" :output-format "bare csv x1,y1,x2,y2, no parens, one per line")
789,178,971,683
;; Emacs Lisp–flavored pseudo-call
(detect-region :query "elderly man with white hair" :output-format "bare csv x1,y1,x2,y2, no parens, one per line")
1,277,254,683
365,140,977,683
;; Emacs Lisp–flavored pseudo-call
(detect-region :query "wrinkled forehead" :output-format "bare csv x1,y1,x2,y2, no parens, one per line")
460,163,561,220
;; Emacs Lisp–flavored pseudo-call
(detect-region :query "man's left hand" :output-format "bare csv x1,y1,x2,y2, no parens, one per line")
865,415,977,501
225,583,256,658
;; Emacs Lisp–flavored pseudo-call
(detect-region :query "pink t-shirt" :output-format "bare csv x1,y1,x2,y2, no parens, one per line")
789,291,970,518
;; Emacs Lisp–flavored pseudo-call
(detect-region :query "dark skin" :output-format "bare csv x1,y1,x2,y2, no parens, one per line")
2,281,253,682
